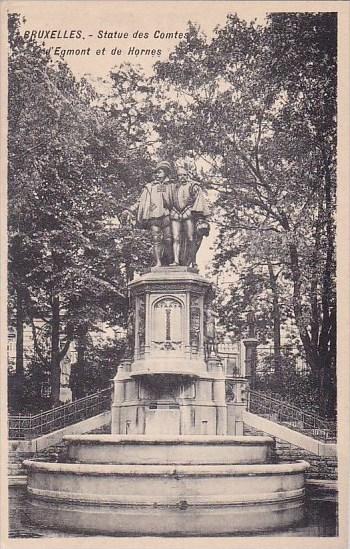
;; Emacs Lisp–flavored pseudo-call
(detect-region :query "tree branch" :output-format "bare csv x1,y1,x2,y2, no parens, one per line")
30,318,50,368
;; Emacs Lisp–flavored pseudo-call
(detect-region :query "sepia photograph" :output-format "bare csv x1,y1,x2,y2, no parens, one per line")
1,1,349,547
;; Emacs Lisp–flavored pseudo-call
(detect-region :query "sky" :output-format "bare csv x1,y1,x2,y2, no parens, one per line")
10,1,269,78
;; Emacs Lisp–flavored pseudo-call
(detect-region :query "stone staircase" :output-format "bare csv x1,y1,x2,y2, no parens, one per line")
8,442,67,480
274,439,337,480
8,422,111,481
243,424,337,481
247,390,337,443
86,422,111,435
8,449,32,479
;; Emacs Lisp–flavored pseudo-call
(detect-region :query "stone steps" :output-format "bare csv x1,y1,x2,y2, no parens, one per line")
8,424,110,479
243,424,337,481
8,451,33,477
255,414,336,440
8,441,70,478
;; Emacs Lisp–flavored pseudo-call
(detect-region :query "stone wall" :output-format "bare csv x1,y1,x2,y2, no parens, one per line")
243,424,337,481
9,417,112,480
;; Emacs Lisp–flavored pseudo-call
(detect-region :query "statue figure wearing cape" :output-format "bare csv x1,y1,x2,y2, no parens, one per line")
136,161,210,268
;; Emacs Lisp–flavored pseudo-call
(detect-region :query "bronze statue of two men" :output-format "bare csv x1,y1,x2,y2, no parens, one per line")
134,161,210,268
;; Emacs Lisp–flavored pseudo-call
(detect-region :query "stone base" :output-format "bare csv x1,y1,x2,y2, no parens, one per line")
64,434,275,464
113,266,231,436
59,387,72,403
24,445,309,535
112,373,228,436
26,495,305,536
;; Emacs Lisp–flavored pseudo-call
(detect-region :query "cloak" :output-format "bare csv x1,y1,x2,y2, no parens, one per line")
137,181,170,227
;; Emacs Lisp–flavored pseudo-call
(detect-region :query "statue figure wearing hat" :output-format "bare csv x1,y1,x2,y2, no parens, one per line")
136,161,173,266
163,166,210,267
122,160,210,268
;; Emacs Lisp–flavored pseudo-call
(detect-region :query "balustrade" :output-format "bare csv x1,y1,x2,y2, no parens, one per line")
247,389,336,442
8,387,112,440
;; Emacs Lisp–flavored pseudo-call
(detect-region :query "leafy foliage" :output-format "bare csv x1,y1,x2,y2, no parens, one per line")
255,359,324,417
154,12,336,415
8,12,337,418
70,336,126,399
8,15,153,407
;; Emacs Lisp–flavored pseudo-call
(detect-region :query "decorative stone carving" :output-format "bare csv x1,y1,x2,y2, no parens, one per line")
137,295,145,351
152,297,182,351
204,307,217,357
112,267,226,436
190,308,200,349
126,301,135,357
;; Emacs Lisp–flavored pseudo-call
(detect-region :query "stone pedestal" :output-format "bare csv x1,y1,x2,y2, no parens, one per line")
226,377,249,435
112,266,227,436
59,387,72,403
24,267,309,536
243,337,259,389
23,264,310,536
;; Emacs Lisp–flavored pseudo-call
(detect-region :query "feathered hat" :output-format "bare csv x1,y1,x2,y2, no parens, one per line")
154,161,173,177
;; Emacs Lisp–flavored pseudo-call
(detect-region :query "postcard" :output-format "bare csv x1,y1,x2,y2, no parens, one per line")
1,1,349,548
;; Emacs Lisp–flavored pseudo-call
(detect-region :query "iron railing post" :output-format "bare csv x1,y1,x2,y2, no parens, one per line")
244,389,336,443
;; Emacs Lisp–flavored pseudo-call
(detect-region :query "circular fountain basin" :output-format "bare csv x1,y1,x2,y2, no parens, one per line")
24,443,309,536
64,434,275,465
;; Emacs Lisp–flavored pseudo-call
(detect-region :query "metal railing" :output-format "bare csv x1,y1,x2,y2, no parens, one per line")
8,387,112,440
247,389,337,443
255,345,310,376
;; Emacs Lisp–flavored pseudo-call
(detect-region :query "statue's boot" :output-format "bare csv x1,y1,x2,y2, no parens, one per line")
173,239,180,265
187,239,198,268
153,234,163,267
163,237,173,265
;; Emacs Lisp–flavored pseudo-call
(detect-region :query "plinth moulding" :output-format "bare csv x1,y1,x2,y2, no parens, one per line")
112,266,228,436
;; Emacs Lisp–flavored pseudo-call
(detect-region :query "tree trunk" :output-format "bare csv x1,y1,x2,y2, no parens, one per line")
75,327,88,399
310,191,322,353
317,145,336,417
50,294,61,407
327,307,337,417
267,263,281,375
14,284,25,411
285,237,316,372
278,215,314,372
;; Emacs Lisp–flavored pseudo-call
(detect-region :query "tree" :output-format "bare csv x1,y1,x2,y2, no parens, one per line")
8,16,156,407
214,230,292,374
154,13,336,416
70,335,127,399
9,13,105,405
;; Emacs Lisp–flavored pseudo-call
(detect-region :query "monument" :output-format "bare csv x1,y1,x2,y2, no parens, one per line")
135,161,210,268
113,162,226,435
23,162,309,535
